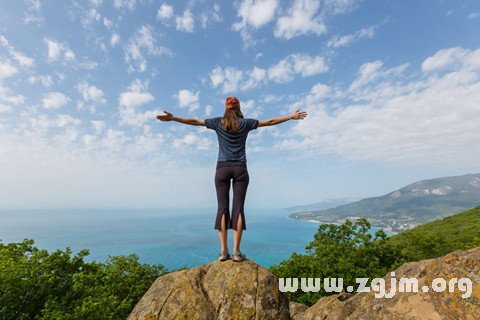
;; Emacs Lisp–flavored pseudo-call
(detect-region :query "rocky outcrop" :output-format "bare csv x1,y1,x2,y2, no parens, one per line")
289,301,309,320
129,248,480,320
304,247,480,320
128,259,290,320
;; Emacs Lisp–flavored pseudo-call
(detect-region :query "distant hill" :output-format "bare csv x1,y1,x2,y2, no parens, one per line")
282,198,358,213
289,173,480,232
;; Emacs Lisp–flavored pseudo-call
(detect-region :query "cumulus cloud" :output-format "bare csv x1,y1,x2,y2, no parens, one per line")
113,0,136,10
268,53,328,82
276,47,480,167
0,35,34,67
232,0,279,47
124,25,171,72
23,0,44,26
110,33,120,46
44,38,76,62
274,0,325,40
103,17,113,28
157,3,174,21
27,75,54,87
119,79,154,108
41,92,71,109
421,47,470,72
323,0,359,15
0,60,18,80
348,60,409,92
209,53,327,93
176,89,200,112
327,25,376,48
76,81,106,113
118,79,158,127
176,9,195,33
468,12,479,20
172,133,212,151
0,84,26,113
91,120,106,133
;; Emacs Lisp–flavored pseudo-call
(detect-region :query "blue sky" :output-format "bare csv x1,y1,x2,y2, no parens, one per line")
0,0,479,209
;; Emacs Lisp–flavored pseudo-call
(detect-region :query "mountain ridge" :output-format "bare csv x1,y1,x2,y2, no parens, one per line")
289,173,480,232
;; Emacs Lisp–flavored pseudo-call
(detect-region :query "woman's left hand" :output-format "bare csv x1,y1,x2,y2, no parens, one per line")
156,111,174,121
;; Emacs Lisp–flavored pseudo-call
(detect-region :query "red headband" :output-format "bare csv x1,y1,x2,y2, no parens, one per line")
225,97,240,110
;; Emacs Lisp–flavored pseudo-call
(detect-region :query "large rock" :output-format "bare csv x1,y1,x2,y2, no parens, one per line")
128,259,291,320
304,247,480,320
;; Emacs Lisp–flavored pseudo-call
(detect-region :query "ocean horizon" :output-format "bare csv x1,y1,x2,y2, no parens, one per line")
0,207,382,270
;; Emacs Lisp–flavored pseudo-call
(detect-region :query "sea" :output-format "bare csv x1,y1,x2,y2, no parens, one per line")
0,208,381,270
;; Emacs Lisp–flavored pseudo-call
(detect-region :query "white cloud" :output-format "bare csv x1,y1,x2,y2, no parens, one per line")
205,104,213,116
103,17,113,28
0,35,34,67
327,25,376,48
28,114,81,133
77,81,106,104
91,120,106,133
268,53,328,83
200,3,223,28
41,92,71,109
110,33,120,46
22,0,44,26
27,75,54,87
124,25,171,72
44,38,76,63
274,0,325,40
323,0,358,15
76,81,106,113
0,84,26,111
233,0,278,29
118,80,157,127
90,0,103,6
176,9,195,33
176,89,200,112
172,133,212,151
209,53,328,93
277,47,480,167
468,12,479,20
78,59,98,70
421,47,469,72
157,3,174,21
0,60,18,80
232,0,279,47
209,66,244,93
349,60,409,92
119,79,154,108
113,0,136,10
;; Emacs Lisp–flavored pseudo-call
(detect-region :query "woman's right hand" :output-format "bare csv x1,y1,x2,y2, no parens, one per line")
290,108,307,120
156,111,175,121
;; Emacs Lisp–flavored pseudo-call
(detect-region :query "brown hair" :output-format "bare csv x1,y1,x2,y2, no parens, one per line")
221,108,244,133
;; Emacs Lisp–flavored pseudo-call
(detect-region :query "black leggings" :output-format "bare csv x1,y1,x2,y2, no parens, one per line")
214,161,249,231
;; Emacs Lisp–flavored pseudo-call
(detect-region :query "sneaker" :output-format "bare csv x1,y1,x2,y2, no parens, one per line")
218,251,230,261
232,250,246,262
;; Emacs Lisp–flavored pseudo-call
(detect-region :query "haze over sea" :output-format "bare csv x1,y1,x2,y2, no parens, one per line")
0,207,386,270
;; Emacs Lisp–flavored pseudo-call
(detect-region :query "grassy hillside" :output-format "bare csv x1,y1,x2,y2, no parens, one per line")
387,206,480,261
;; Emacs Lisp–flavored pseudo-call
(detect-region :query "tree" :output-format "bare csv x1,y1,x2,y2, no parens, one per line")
0,239,168,320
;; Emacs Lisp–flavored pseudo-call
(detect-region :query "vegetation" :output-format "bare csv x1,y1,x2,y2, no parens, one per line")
0,239,168,320
388,205,480,261
269,206,480,306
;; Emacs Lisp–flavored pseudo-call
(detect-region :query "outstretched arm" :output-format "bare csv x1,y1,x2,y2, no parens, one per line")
258,109,307,127
156,111,205,126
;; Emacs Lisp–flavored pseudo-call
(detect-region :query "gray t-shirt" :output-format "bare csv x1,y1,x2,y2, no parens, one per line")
205,117,259,162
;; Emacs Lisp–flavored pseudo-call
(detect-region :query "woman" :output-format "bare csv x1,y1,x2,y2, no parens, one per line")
156,97,307,262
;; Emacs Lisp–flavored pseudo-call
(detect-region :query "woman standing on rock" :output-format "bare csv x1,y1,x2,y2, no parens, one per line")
156,97,307,262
